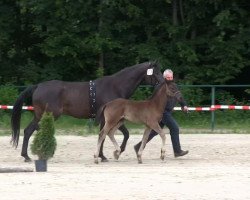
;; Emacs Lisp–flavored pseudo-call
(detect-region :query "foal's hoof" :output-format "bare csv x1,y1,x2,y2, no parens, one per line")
138,159,143,164
160,150,165,161
137,155,142,164
94,156,99,164
113,150,120,160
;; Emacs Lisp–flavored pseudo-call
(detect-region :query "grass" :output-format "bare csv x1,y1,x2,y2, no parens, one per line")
1,110,250,136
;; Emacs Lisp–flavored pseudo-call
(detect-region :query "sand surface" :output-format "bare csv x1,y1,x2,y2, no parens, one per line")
1,134,250,200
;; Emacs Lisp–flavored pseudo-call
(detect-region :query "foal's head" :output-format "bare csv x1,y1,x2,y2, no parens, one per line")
165,80,183,102
142,62,164,86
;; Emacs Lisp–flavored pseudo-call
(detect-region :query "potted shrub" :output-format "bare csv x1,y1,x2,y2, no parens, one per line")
31,112,57,172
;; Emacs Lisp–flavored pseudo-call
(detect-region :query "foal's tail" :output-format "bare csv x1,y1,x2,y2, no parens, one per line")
11,85,37,148
95,105,106,126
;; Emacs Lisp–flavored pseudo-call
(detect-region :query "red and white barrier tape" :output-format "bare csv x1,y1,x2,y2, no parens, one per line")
1,105,250,111
0,105,34,110
174,105,250,111
174,107,212,111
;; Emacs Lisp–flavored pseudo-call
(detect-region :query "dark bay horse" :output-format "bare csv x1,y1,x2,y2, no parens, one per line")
94,80,181,164
11,62,164,162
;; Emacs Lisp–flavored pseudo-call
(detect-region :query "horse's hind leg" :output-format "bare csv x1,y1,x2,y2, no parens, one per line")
21,118,39,162
94,124,112,164
94,130,107,164
118,124,129,153
98,140,108,162
137,127,151,164
98,120,109,162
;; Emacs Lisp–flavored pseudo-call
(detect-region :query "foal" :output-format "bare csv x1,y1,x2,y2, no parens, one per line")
94,80,180,164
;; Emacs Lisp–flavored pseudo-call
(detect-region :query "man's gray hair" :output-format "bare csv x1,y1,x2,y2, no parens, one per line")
163,69,173,77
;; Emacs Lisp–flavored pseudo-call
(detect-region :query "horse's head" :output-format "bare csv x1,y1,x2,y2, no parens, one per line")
143,61,165,86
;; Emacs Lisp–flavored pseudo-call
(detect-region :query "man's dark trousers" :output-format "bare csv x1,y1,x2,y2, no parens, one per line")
139,111,181,153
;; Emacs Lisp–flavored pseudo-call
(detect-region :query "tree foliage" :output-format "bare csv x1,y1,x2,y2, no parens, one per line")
0,0,249,86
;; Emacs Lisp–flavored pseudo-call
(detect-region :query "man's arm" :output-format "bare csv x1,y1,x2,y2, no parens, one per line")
177,91,188,112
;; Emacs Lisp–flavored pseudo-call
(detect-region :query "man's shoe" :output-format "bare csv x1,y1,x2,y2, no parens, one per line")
174,150,189,157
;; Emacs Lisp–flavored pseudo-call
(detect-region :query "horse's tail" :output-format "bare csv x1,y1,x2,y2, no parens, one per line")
95,104,106,126
11,85,37,148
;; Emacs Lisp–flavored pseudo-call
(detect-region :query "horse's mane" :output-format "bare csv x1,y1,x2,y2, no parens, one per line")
149,80,177,100
111,62,151,77
149,82,165,100
95,61,159,82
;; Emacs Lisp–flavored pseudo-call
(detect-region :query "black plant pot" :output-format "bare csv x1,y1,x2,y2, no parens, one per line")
35,160,47,172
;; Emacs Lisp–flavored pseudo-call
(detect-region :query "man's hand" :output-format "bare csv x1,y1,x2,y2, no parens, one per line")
182,106,188,113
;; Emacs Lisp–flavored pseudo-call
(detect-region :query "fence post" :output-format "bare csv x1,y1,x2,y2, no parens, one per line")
211,86,215,131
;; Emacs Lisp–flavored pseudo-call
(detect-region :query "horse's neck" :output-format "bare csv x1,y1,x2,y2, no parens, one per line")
150,84,168,113
111,64,148,98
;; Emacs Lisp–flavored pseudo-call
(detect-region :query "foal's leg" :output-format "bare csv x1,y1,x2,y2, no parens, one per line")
98,120,109,162
137,127,151,164
99,121,126,161
108,122,123,160
22,118,39,162
108,131,121,160
152,125,166,161
94,128,108,164
99,122,108,162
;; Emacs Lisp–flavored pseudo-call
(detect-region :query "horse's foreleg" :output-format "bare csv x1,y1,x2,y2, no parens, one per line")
118,124,129,153
137,128,151,164
22,119,39,162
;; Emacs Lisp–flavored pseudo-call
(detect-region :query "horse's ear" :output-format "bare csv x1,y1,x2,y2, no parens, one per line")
151,60,157,67
153,60,161,69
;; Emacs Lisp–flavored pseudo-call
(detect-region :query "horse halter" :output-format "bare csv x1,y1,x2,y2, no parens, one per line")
147,67,160,86
174,91,181,96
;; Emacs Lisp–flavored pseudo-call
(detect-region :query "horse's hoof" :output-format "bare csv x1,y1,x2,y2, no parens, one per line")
113,150,120,160
138,160,142,164
120,145,126,153
24,157,32,162
101,158,109,162
99,155,109,162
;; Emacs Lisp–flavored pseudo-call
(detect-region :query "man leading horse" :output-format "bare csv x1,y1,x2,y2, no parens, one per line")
134,69,189,157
